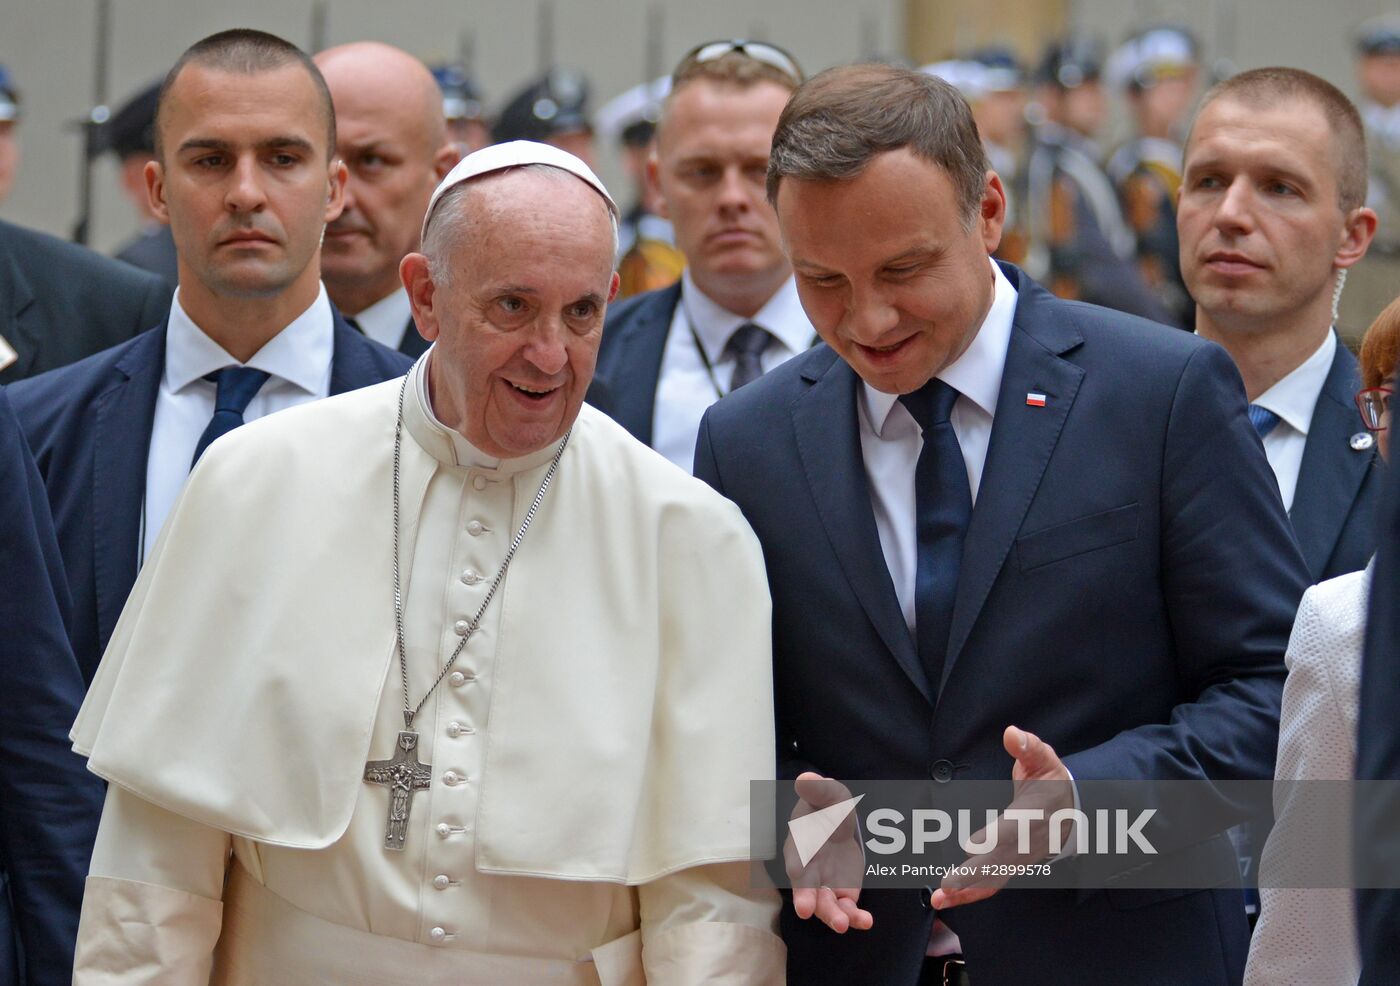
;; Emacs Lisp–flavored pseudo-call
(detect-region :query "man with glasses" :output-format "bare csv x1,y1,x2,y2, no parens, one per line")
597,40,816,471
1178,67,1381,583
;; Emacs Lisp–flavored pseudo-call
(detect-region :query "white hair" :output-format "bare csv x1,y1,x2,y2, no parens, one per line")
422,163,619,285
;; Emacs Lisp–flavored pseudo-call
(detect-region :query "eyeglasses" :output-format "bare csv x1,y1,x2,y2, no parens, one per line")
673,39,805,86
1356,386,1393,431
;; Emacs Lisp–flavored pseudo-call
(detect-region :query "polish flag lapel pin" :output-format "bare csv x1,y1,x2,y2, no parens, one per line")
1026,392,1047,407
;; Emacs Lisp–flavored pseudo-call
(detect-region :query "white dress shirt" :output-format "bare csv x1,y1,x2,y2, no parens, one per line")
350,285,414,351
1251,331,1334,514
142,285,335,561
859,259,1016,632
652,271,816,471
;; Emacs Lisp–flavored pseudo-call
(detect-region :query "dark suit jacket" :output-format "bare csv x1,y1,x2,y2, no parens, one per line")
398,315,430,359
11,310,412,684
1289,337,1380,581
0,219,170,385
694,265,1308,986
1356,383,1400,985
113,225,178,288
595,281,682,445
0,387,104,986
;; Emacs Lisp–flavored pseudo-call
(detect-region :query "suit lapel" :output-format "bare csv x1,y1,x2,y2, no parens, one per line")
791,350,930,703
943,271,1085,688
0,237,38,379
608,283,679,445
329,310,389,394
1290,339,1375,580
92,326,167,647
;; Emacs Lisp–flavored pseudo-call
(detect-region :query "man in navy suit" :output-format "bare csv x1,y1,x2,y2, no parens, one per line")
0,387,104,985
11,29,410,685
694,64,1308,985
315,42,459,358
1180,68,1381,583
597,40,814,471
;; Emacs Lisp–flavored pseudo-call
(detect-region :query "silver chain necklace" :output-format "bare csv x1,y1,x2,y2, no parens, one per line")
364,372,569,850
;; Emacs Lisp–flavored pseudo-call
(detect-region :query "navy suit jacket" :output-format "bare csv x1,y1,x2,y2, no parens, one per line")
596,281,681,446
0,219,171,385
1289,337,1380,582
0,387,104,986
113,225,178,289
10,310,412,684
1356,374,1400,983
694,265,1308,986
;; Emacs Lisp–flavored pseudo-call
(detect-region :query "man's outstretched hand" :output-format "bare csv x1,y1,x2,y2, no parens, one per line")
931,725,1075,910
787,773,875,933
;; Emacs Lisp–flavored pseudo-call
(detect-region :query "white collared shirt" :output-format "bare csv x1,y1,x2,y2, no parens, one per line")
653,272,816,471
859,259,1017,633
350,286,414,351
1252,331,1335,513
142,285,335,561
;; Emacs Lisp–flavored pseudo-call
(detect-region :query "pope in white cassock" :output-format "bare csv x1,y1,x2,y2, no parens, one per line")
70,141,786,984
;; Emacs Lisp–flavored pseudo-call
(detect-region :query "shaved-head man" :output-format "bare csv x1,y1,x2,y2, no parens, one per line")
316,42,459,357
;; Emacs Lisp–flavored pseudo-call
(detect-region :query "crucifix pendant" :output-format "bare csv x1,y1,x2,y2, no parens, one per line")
363,728,433,851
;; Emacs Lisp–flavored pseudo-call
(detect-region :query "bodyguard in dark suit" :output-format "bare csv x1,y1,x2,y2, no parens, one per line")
0,219,170,384
695,65,1307,985
1178,68,1382,583
597,41,813,471
0,387,105,985
314,42,459,358
11,29,412,684
12,312,408,683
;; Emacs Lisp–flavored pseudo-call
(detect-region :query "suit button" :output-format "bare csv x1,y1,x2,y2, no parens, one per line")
930,760,954,784
919,885,935,909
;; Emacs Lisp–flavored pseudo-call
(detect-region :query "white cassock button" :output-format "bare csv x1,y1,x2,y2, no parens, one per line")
442,770,461,785
472,475,488,491
449,671,467,687
447,722,462,738
430,927,446,943
436,823,451,838
453,620,470,636
460,569,482,585
466,520,485,536
433,874,450,890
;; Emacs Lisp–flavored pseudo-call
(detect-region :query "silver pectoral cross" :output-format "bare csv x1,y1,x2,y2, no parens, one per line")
363,728,433,851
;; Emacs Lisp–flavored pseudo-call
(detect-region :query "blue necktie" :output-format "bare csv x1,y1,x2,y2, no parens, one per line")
191,367,271,468
899,379,972,698
1248,404,1280,438
724,323,774,391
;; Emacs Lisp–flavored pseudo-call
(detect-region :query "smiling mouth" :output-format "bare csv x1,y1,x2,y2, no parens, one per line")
508,381,559,403
857,336,914,358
